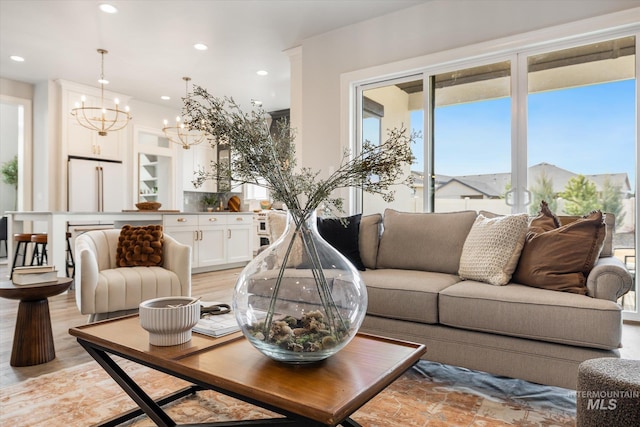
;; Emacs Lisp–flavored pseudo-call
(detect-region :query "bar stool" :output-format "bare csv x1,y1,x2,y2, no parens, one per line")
30,233,48,266
10,233,34,279
66,232,75,278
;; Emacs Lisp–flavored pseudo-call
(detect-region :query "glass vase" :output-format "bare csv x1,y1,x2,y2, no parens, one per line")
233,209,368,363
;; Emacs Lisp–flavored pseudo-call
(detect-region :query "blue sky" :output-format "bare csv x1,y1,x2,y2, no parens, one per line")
410,79,636,190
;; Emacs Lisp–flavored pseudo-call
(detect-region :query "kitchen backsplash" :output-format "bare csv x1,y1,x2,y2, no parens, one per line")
183,191,243,213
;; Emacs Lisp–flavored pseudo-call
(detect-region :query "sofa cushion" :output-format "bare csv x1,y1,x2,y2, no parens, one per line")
481,208,615,258
376,209,477,274
513,205,606,295
317,214,365,271
116,224,164,267
458,213,529,286
559,213,615,257
361,269,460,324
359,214,382,269
439,281,622,350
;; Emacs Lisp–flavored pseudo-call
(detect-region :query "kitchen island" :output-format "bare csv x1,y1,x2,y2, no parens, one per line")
6,211,254,277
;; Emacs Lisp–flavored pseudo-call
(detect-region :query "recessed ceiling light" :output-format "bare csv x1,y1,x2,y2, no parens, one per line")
99,4,118,14
161,95,171,100
256,70,268,76
10,55,25,62
193,43,208,51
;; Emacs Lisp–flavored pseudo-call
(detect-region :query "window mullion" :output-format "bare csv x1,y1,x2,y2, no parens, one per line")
511,53,529,213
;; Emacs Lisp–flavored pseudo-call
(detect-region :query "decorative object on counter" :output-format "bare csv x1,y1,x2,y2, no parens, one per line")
136,201,162,211
228,195,241,212
70,49,131,136
201,194,218,212
139,296,201,346
184,86,416,363
163,77,210,149
259,200,272,210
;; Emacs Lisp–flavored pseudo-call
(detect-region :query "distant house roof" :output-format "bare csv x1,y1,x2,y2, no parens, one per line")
428,162,631,199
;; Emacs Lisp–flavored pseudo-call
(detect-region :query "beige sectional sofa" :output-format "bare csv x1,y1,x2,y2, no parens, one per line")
356,209,633,389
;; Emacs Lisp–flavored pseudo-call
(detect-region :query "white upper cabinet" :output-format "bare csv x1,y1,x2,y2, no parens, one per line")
59,80,131,161
182,144,217,193
67,115,123,160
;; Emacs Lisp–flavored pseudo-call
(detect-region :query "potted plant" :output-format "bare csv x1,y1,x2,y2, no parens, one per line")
184,87,416,363
201,194,218,212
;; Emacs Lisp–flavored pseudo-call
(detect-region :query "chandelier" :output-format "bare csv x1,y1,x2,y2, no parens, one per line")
71,49,131,136
163,77,210,149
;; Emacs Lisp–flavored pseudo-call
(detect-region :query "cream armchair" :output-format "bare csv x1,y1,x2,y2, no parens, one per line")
75,229,192,322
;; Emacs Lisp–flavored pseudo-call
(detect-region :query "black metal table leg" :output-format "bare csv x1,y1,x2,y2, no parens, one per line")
80,340,180,427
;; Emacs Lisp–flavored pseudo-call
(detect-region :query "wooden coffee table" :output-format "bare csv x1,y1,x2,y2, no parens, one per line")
69,315,426,427
0,278,73,366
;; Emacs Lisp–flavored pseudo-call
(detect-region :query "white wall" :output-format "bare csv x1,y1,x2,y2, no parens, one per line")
296,0,640,212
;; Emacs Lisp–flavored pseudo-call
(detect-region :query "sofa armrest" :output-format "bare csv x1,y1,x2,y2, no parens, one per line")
586,256,633,302
162,234,192,297
75,237,100,315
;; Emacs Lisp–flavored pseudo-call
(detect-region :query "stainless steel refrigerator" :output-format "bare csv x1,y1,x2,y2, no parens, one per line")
68,156,125,212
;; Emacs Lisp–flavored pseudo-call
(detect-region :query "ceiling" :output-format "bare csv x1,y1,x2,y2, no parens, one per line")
0,0,428,113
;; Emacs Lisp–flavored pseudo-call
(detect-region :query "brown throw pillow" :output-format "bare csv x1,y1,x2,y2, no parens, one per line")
116,224,164,267
512,202,606,295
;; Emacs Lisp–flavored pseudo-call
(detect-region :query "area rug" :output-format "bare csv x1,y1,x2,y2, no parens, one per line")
0,358,576,426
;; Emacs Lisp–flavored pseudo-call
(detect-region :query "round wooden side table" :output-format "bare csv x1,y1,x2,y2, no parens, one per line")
0,278,73,367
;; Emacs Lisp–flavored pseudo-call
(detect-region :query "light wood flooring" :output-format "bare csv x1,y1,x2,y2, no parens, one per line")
1,260,638,388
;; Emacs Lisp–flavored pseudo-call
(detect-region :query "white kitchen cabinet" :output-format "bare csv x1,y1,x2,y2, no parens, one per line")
197,215,226,266
163,213,253,270
182,144,217,193
226,215,254,263
67,117,123,160
163,215,199,266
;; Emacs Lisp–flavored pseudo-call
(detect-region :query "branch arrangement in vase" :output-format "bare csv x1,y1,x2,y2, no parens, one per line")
183,86,418,362
184,85,418,216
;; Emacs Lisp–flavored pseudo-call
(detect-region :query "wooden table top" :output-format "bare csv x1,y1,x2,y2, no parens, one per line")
70,315,426,425
0,278,73,301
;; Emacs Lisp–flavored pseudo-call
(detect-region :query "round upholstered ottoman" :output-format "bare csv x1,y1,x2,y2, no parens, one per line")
577,358,640,427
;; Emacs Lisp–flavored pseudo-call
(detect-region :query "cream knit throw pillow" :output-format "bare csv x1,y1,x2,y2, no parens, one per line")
458,213,529,286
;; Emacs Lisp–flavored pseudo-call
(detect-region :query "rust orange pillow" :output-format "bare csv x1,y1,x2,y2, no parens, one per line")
116,224,164,267
512,202,605,295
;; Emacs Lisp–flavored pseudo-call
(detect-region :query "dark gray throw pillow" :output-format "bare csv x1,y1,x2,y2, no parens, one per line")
317,214,366,271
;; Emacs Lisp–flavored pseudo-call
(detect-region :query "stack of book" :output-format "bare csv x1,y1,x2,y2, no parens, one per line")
193,301,241,337
12,265,58,285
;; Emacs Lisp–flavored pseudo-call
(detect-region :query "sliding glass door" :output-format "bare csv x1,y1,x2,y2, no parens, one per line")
359,76,424,215
432,61,512,214
356,33,637,318
526,36,636,313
